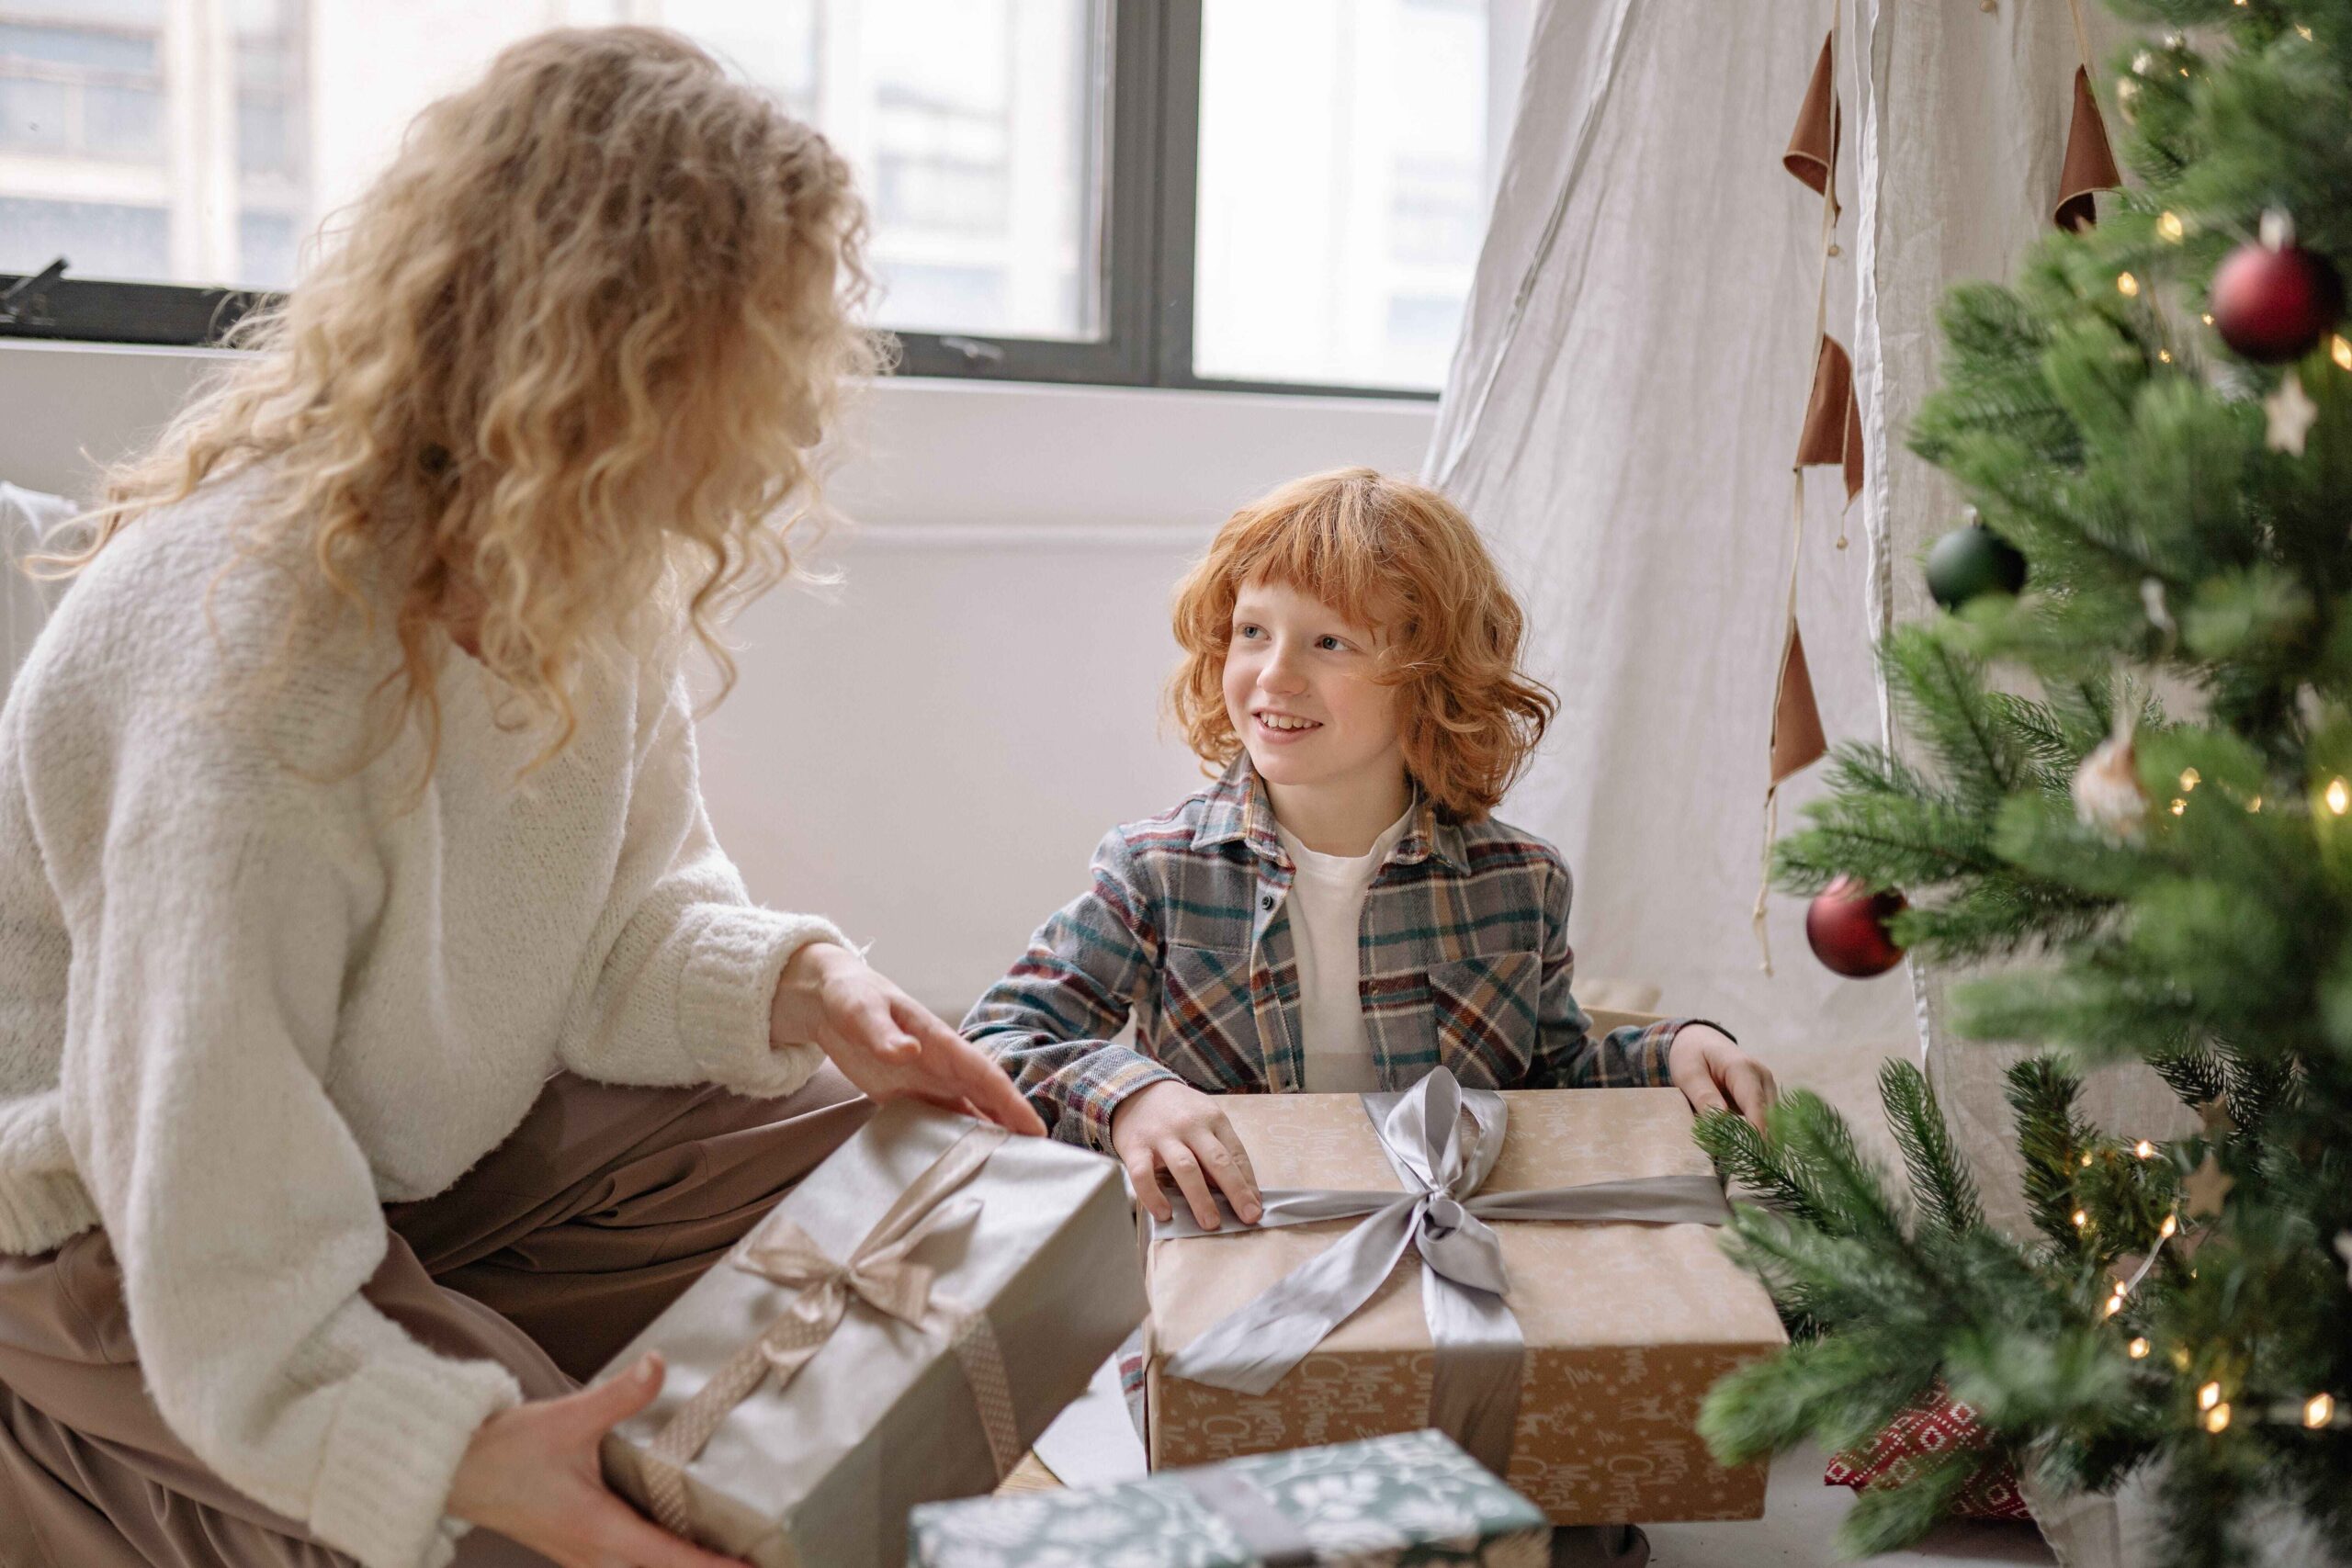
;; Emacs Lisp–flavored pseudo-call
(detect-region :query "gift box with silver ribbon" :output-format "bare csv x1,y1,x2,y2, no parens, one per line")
1145,1069,1785,1525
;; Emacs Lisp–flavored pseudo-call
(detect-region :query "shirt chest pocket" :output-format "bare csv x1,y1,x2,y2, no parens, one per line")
1426,950,1542,1083
1156,940,1258,1062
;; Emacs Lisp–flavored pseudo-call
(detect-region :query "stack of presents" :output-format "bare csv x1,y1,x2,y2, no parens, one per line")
596,1066,1791,1566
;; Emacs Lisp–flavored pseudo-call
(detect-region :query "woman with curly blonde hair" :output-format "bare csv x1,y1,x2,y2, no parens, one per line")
964,468,1773,1232
0,27,1039,1568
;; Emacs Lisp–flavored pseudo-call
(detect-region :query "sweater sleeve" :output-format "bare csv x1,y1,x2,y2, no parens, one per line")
55,745,521,1568
553,662,841,1096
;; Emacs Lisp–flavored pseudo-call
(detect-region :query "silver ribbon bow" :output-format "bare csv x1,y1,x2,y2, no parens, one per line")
641,1121,1023,1536
1157,1067,1731,1476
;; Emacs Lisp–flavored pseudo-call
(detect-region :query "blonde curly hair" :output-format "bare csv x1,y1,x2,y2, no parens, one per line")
1167,468,1557,821
57,25,883,777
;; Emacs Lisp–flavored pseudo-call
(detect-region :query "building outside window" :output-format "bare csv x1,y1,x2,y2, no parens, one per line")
0,0,1504,394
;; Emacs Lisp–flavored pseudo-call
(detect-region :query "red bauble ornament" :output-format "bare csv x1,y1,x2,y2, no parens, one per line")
1805,876,1907,978
2211,230,2343,364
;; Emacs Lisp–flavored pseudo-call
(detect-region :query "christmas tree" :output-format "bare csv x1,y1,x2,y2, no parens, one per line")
1694,3,2352,1563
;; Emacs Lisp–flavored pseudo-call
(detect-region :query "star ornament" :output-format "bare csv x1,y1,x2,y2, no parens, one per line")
2185,1153,2234,1219
2196,1098,2237,1139
2266,369,2319,455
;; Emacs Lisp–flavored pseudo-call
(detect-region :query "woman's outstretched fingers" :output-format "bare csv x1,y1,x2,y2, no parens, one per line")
909,1006,1046,1135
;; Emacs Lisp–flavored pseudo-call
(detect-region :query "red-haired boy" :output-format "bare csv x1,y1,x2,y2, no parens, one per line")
964,468,1774,1228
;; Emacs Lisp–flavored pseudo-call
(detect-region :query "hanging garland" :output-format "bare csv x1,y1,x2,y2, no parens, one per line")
1754,15,1848,974
2055,0,2122,232
1767,3,2123,979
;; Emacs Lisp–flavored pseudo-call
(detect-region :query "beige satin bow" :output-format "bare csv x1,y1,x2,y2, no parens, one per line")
639,1122,1023,1539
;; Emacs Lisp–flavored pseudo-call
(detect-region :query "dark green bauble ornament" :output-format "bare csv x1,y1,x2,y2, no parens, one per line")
1925,523,2027,610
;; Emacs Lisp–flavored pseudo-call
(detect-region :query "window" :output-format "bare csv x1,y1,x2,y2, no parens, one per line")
1192,0,1489,390
0,1,1507,399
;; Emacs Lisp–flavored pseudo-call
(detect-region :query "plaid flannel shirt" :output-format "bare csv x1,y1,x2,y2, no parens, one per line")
963,756,1702,1149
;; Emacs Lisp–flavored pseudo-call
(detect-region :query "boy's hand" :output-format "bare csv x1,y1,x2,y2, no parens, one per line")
1110,1080,1262,1229
1668,1024,1778,1130
772,942,1046,1137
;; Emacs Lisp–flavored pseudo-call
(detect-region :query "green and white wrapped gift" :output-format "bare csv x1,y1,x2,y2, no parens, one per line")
597,1102,1146,1568
904,1429,1552,1568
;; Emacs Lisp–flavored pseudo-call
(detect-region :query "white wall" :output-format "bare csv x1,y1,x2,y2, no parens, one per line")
0,342,1432,1015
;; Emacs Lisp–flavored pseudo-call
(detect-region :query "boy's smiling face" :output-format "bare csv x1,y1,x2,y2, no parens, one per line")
1222,577,1407,807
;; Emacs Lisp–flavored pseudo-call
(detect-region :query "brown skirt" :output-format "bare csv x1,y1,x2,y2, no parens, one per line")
0,1067,875,1568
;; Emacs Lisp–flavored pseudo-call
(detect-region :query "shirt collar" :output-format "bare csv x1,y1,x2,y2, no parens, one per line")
1193,753,1467,875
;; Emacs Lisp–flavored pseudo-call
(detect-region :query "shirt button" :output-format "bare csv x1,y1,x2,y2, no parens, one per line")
1260,894,1275,911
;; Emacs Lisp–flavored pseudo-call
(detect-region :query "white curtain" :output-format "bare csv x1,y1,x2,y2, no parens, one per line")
1429,0,2190,1201
1426,0,1908,1145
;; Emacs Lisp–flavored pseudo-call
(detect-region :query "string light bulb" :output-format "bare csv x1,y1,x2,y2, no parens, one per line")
2206,1402,2232,1433
2199,1382,2223,1410
2158,349,2174,363
2201,312,2215,325
2171,797,2188,817
2334,335,2352,371
2158,211,2186,241
2329,778,2350,816
2081,1152,2095,1168
2308,1394,2335,1428
2135,1140,2156,1158
2073,1209,2090,1229
2249,795,2263,813
2180,768,2200,791
2161,1214,2178,1238
2118,272,2143,298
2129,1337,2151,1359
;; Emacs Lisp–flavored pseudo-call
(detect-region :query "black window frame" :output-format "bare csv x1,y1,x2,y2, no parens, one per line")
0,0,1443,402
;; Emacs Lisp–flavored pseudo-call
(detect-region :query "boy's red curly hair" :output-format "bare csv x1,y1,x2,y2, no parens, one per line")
1167,468,1556,822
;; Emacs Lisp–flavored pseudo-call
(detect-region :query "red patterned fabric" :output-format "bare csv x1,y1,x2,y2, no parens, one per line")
1825,1389,2032,1521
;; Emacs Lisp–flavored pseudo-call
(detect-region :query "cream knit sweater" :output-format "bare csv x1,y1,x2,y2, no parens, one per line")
0,470,842,1568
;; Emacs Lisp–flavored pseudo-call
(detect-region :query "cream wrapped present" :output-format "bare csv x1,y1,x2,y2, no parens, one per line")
1146,1069,1786,1525
598,1103,1145,1568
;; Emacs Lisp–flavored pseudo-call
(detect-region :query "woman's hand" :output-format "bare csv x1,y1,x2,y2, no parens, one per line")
1109,1079,1262,1229
771,942,1046,1136
447,1352,745,1568
1668,1024,1779,1129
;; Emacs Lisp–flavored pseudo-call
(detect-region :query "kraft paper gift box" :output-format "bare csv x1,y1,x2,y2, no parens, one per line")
598,1101,1147,1568
1144,1073,1786,1526
904,1428,1550,1568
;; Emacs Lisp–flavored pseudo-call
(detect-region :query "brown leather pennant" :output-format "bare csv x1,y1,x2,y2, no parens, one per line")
1795,334,1864,502
2055,66,2120,231
1783,33,1841,219
1769,621,1828,785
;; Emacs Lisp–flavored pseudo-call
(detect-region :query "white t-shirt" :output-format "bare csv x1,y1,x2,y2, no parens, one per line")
1275,806,1414,1093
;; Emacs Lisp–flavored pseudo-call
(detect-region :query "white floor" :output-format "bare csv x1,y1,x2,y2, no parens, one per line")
1634,1447,2055,1568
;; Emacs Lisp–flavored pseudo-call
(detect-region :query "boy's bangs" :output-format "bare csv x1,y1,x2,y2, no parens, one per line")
1227,500,1390,635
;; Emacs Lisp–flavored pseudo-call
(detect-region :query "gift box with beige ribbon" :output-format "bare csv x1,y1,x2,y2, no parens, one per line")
596,1102,1145,1568
1144,1070,1786,1526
